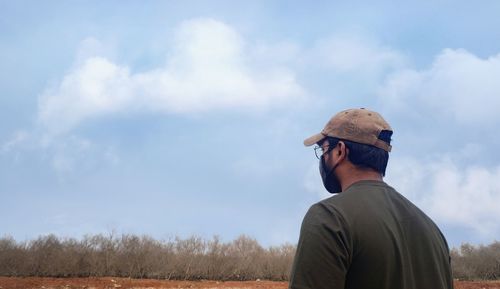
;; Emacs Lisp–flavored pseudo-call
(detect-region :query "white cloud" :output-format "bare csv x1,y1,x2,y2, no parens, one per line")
379,49,500,125
39,57,134,134
386,156,500,239
38,18,304,135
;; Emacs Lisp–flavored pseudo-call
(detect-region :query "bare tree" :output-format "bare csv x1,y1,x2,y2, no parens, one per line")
451,241,500,280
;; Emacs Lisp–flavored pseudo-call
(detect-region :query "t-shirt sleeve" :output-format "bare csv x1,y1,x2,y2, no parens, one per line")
288,203,352,289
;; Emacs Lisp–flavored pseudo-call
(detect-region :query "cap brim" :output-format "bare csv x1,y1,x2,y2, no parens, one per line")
303,132,326,147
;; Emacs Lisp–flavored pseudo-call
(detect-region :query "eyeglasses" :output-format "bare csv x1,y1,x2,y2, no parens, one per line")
314,145,331,159
313,140,339,159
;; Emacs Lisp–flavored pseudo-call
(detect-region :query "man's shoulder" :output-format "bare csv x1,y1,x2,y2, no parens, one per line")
304,197,346,227
317,180,394,206
309,180,406,223
303,193,358,231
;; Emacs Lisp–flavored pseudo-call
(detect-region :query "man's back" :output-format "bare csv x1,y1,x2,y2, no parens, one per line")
289,180,454,289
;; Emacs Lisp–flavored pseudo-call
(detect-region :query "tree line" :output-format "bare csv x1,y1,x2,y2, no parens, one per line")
0,234,499,281
451,241,500,280
0,233,294,280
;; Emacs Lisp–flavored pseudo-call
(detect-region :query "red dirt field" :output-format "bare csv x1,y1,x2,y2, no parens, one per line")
0,277,499,289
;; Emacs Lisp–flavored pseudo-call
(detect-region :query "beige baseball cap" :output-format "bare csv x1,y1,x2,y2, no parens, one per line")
304,108,393,152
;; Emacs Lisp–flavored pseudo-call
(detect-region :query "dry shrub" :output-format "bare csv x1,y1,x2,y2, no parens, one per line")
0,234,295,281
451,241,500,280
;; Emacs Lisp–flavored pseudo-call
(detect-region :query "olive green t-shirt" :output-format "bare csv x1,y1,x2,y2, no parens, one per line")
289,180,453,289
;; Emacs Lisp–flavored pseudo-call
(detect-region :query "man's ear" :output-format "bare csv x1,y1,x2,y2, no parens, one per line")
337,141,350,160
337,141,345,157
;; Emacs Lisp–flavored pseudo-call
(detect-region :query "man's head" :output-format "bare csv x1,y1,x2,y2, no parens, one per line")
305,108,393,193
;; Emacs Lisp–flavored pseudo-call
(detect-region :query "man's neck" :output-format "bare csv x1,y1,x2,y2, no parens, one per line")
339,168,383,192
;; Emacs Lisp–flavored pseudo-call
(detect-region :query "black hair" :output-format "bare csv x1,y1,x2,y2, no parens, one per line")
324,130,392,176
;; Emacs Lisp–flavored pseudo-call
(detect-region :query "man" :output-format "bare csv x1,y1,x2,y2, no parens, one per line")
289,108,453,289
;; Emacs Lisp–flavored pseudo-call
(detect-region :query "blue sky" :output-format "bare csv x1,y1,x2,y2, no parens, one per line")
1,0,500,248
